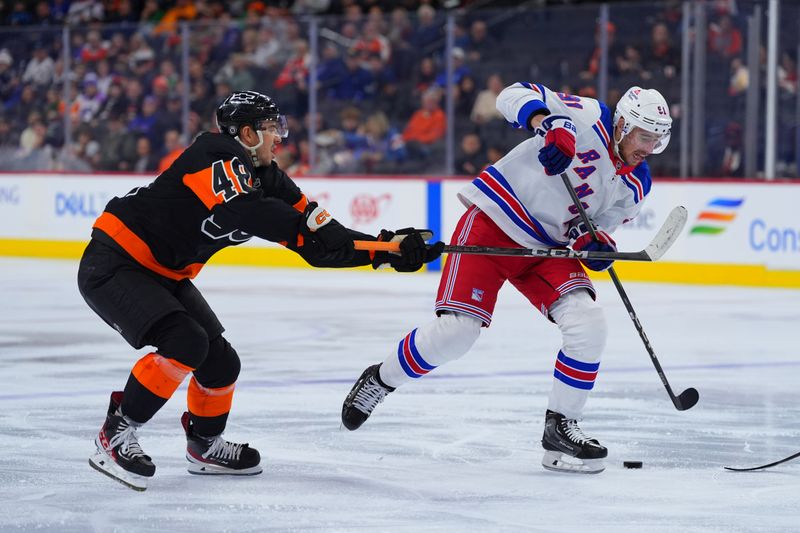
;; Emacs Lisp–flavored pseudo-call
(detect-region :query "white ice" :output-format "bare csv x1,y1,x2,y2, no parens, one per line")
0,258,798,532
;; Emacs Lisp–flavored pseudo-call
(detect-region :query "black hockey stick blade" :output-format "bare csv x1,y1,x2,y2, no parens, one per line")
673,387,699,411
724,451,800,472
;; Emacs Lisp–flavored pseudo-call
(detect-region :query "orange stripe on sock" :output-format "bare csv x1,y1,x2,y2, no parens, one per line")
187,378,235,417
131,352,193,399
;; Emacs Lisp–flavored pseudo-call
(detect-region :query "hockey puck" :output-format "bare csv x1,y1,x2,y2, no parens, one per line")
623,461,643,469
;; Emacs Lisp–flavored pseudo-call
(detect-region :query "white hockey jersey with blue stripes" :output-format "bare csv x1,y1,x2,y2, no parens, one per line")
458,82,652,249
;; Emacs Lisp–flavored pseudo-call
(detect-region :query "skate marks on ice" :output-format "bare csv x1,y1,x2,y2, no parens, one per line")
0,259,798,532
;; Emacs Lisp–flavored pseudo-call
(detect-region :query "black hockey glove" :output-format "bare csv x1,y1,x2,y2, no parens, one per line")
300,202,354,259
371,228,445,272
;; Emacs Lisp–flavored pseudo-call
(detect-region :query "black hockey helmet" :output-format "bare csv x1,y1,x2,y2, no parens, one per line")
216,91,288,138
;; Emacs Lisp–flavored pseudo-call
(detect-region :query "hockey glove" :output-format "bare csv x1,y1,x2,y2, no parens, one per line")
568,220,616,271
371,228,445,272
300,202,354,258
537,115,577,176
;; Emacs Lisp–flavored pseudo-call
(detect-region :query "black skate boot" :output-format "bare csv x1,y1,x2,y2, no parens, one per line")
341,364,395,430
541,409,607,474
182,412,262,475
89,391,156,491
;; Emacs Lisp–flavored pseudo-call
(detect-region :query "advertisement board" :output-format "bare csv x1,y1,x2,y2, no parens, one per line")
2,173,799,287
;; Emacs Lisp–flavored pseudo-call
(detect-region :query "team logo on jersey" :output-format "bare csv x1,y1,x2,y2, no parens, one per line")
471,288,484,302
690,197,744,235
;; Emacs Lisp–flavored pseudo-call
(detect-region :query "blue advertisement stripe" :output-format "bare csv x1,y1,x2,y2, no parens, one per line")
426,181,442,272
554,369,595,390
709,198,744,208
557,350,600,372
397,338,422,378
408,329,436,371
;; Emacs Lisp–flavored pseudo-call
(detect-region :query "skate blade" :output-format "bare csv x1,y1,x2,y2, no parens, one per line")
186,456,263,476
89,451,148,491
541,450,605,474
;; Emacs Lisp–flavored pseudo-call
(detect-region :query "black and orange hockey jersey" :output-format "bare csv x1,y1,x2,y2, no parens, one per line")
91,132,375,280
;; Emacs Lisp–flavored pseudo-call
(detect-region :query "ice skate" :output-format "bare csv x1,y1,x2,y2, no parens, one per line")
341,364,395,430
541,410,607,474
89,391,155,491
182,412,262,475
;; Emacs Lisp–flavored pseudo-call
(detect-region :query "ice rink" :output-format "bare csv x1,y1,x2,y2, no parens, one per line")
1,257,798,532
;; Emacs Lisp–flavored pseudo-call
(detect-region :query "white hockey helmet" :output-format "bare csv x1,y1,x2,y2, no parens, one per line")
613,86,672,154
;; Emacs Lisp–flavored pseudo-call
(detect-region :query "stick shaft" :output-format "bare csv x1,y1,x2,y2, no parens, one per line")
353,242,653,261
558,172,693,411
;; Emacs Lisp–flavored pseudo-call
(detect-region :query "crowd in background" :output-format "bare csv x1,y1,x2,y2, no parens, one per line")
0,0,797,177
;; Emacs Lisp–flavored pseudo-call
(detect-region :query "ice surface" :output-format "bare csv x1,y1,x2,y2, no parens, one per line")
0,258,798,532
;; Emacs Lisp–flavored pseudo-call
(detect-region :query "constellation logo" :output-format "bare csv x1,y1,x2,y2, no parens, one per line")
689,198,744,236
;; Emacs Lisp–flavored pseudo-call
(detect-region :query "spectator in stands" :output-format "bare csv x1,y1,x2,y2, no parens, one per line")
128,95,160,145
471,73,505,124
412,56,437,100
580,22,623,81
67,0,104,25
778,50,797,95
328,48,373,102
81,30,109,64
22,43,55,88
157,129,185,173
455,132,485,176
0,115,17,147
643,22,679,80
356,111,407,173
132,135,159,173
402,87,446,162
75,73,105,123
0,48,20,107
616,44,648,81
6,1,34,25
454,74,477,118
154,0,197,35
253,26,285,71
99,112,137,171
708,14,742,60
720,121,743,177
274,39,310,90
71,124,101,169
410,4,440,56
354,19,391,65
19,114,49,162
434,47,470,88
462,20,497,64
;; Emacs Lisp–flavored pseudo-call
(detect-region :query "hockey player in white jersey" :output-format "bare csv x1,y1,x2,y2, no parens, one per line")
342,82,672,474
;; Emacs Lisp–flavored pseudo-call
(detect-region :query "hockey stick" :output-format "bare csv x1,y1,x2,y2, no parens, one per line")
724,451,800,472
559,172,699,411
353,206,687,261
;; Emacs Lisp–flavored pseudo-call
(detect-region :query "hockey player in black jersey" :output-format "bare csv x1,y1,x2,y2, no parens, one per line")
78,91,443,491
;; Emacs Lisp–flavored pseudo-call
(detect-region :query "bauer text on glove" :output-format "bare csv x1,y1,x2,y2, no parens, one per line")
537,115,577,176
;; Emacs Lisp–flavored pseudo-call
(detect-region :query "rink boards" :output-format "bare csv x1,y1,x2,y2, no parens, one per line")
1,173,798,288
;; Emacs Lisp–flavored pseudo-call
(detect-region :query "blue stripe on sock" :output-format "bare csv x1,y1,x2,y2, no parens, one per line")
554,369,595,390
557,350,600,372
397,337,422,378
408,329,436,371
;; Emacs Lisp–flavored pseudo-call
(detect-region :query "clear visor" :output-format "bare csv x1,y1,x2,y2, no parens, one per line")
260,115,289,139
627,127,670,155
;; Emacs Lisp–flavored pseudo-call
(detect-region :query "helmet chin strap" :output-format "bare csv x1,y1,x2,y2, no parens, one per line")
234,130,264,167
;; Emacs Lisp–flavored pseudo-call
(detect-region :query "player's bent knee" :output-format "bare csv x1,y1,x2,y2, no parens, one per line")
551,290,607,357
425,312,482,364
194,335,241,388
145,312,210,369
